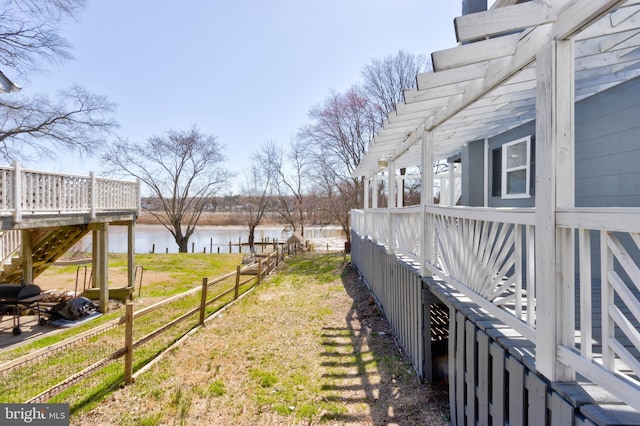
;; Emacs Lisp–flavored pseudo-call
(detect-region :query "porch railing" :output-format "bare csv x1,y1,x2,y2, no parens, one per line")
0,161,139,222
555,208,640,410
351,205,640,411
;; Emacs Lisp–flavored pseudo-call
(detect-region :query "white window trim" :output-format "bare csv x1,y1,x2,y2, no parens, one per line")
501,135,531,199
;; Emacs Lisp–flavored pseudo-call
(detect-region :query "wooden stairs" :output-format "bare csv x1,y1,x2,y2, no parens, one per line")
0,225,89,284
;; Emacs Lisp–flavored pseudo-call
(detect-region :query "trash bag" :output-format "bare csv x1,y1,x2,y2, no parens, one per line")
57,297,98,320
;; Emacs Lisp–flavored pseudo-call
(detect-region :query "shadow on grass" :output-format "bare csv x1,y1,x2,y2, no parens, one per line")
318,262,449,425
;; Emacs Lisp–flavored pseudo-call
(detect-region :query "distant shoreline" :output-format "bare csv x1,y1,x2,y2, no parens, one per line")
137,211,329,227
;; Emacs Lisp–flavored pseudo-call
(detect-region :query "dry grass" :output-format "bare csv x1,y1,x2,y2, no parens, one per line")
70,253,449,425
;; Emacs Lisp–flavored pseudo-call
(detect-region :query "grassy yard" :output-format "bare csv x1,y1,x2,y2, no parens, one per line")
1,253,245,364
70,253,450,425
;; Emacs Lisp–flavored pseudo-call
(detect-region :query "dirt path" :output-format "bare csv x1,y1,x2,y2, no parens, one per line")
72,253,449,425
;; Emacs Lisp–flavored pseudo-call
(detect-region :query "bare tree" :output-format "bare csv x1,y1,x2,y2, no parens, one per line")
0,0,84,78
0,0,118,162
361,49,430,127
299,87,374,241
240,157,274,254
361,50,431,204
102,126,231,252
0,85,116,162
256,138,308,236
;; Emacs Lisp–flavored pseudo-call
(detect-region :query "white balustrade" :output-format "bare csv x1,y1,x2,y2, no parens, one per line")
351,205,640,411
0,162,139,222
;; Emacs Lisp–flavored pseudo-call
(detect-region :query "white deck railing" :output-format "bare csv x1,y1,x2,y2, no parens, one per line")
555,208,640,410
351,205,640,411
0,161,139,222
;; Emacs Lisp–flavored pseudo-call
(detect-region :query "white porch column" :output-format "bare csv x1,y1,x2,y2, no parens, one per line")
420,125,434,277
388,161,396,209
483,139,489,207
363,177,369,210
535,39,575,381
448,161,455,206
388,161,396,252
372,172,379,209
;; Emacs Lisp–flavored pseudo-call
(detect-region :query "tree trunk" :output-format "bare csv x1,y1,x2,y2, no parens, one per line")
177,237,189,253
174,226,189,253
248,224,256,254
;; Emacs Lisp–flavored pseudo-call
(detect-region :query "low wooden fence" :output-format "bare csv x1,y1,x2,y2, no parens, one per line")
0,250,283,404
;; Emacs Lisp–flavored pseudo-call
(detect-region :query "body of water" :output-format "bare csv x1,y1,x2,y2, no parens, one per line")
101,225,345,254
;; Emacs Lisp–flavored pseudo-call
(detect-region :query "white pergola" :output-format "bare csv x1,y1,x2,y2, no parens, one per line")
353,0,640,390
353,0,640,178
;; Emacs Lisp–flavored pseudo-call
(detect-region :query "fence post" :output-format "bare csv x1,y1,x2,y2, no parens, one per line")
275,247,279,267
199,277,208,326
125,301,134,384
235,265,241,299
257,259,262,285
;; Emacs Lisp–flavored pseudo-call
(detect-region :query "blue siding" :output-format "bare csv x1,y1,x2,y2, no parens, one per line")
575,76,640,207
461,140,485,206
461,76,640,208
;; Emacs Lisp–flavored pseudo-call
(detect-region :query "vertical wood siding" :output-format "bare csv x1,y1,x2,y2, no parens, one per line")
351,233,424,377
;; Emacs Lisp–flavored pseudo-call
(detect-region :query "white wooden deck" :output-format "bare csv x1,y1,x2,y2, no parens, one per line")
0,162,139,264
0,162,139,312
351,206,640,412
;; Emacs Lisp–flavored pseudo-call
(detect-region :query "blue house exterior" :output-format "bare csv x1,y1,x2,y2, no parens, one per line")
350,1,640,424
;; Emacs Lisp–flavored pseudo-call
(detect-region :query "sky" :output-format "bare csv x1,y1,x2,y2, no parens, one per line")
21,0,464,193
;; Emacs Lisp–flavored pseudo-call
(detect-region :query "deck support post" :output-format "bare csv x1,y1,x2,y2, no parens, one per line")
91,229,98,288
535,38,575,381
21,230,32,284
127,221,135,290
95,222,109,313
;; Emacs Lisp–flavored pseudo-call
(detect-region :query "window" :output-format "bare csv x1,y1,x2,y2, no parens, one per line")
491,148,502,197
501,136,531,199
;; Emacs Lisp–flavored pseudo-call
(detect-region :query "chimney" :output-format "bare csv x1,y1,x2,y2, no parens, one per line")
462,0,487,15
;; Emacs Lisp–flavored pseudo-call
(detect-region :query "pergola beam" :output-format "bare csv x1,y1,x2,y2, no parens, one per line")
431,33,520,72
454,1,558,43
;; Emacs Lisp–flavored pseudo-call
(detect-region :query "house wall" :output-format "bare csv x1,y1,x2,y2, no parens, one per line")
575,76,640,207
461,140,485,206
461,76,640,208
